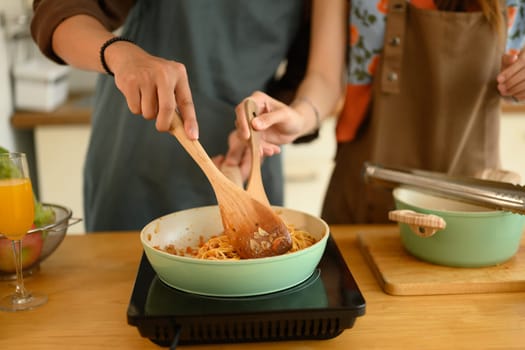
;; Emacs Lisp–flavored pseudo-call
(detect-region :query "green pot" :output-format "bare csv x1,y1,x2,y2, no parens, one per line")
391,187,525,267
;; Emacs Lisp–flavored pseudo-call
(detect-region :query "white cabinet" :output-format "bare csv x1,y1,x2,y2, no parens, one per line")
35,125,90,234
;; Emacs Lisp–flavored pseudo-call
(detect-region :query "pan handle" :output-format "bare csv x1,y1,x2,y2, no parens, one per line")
388,210,446,237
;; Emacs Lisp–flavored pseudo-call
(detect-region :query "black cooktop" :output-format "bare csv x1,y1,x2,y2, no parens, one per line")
127,236,366,348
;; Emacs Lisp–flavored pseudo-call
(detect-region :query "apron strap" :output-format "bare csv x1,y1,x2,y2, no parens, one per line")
380,0,407,94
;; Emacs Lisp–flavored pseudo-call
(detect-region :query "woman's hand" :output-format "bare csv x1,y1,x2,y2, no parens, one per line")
213,130,252,182
497,51,525,102
220,91,310,180
233,91,312,150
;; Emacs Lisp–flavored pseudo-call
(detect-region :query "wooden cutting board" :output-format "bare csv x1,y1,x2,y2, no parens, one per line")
358,228,525,296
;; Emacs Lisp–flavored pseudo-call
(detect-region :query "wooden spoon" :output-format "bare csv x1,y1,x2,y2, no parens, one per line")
169,110,291,259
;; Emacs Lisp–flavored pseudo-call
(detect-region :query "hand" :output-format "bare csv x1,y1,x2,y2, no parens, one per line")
215,130,252,182
49,14,199,139
233,91,309,150
497,50,525,102
223,91,319,179
106,41,199,139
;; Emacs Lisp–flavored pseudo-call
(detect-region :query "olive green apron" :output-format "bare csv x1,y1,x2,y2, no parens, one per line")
321,0,505,224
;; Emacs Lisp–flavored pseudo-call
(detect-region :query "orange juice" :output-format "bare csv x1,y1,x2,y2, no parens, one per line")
0,178,34,240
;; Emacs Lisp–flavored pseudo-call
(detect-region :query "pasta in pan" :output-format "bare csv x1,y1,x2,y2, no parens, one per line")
157,225,317,260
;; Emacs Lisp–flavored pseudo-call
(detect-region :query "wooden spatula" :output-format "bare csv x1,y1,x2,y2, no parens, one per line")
220,100,272,201
243,98,271,207
169,110,291,258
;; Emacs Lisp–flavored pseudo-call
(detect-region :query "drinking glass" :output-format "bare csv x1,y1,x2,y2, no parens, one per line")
0,152,47,311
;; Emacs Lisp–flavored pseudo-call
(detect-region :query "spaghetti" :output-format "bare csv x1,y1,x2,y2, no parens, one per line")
157,225,318,260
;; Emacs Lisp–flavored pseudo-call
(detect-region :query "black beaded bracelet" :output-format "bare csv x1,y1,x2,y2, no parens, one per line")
99,36,134,76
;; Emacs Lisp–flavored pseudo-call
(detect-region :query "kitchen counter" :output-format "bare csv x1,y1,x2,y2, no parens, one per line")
10,92,92,129
1,225,523,350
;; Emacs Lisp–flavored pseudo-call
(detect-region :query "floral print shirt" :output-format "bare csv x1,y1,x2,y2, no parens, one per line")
338,0,525,142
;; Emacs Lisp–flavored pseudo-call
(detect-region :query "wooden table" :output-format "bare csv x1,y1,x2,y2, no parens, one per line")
1,226,524,350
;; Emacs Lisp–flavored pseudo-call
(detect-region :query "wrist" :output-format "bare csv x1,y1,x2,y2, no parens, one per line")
292,97,321,136
99,36,135,76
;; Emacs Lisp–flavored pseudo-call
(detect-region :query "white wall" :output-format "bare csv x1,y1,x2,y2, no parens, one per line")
0,23,14,150
283,118,335,216
0,0,35,168
500,112,525,181
0,0,24,152
0,0,27,20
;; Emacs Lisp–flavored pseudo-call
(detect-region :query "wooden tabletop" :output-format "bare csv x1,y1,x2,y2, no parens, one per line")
1,226,524,350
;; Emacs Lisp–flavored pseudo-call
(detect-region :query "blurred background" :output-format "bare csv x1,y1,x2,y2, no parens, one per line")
1,0,524,234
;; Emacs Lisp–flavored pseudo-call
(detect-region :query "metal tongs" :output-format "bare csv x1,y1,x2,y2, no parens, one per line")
363,162,525,215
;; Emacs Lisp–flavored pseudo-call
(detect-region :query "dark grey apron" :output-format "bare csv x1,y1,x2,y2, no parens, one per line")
322,0,505,224
84,0,303,231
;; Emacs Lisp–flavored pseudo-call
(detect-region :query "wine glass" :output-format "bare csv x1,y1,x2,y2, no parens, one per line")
0,152,47,311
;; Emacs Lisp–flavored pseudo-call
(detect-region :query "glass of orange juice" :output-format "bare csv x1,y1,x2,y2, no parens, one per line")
0,152,47,311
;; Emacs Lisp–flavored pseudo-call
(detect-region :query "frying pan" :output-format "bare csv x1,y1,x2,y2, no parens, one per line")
140,205,329,297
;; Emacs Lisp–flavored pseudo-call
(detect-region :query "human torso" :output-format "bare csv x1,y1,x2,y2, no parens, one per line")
84,0,303,230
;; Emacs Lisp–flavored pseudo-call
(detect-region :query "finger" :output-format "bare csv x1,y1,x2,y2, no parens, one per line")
251,110,286,131
503,80,525,96
140,84,158,120
172,63,198,139
251,91,288,115
498,55,525,84
154,78,176,132
501,53,518,68
261,142,281,156
224,132,249,166
508,82,525,100
238,150,252,181
117,82,142,115
211,154,225,168
500,66,525,95
498,83,510,96
234,99,252,140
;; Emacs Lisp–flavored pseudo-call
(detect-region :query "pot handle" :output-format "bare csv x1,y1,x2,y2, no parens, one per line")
388,209,446,237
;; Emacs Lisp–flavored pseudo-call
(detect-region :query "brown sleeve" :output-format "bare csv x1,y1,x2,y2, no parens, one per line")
31,0,136,64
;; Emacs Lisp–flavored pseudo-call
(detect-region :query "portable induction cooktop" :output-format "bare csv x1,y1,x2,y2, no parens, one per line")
127,236,366,347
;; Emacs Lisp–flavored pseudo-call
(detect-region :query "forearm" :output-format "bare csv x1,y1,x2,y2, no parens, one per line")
31,0,134,64
291,0,347,136
51,15,116,73
292,71,345,135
